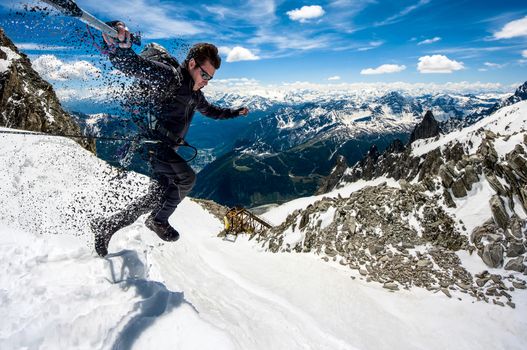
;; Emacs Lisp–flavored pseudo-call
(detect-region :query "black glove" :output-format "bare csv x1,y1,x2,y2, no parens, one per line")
233,107,249,116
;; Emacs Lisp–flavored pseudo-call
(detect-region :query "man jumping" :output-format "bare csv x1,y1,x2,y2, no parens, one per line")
94,21,249,257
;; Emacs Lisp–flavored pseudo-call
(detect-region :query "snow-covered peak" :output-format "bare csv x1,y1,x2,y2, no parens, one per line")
0,46,20,73
412,100,527,157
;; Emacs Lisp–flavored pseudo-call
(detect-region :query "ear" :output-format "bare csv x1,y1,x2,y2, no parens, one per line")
188,58,196,69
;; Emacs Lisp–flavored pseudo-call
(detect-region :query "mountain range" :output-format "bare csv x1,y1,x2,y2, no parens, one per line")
193,86,518,207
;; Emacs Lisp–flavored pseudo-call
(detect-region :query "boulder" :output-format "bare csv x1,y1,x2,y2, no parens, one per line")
480,243,504,268
368,243,384,255
463,165,479,189
471,221,497,245
506,242,526,257
509,216,524,240
442,189,456,208
520,186,527,213
508,151,527,182
444,142,465,163
504,257,526,272
490,195,509,230
485,173,507,196
439,164,455,187
417,148,443,181
451,178,467,198
479,139,498,166
383,282,399,291
298,211,310,230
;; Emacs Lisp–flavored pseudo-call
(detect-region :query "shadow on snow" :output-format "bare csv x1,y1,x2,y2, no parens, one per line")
104,249,198,350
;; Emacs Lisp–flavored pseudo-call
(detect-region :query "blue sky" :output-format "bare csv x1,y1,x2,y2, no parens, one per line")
1,0,526,88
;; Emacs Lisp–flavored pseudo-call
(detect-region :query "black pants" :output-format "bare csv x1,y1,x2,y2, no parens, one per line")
96,145,196,235
150,150,196,222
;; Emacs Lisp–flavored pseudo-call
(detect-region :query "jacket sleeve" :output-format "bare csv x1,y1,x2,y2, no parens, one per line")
196,93,241,120
108,48,181,88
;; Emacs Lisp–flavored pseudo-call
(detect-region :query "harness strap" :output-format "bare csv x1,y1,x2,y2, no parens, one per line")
155,123,187,146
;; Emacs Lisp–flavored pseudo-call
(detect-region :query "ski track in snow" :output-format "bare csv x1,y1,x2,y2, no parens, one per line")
1,125,527,349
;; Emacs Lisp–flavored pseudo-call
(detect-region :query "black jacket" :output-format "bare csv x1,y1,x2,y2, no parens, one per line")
108,48,240,145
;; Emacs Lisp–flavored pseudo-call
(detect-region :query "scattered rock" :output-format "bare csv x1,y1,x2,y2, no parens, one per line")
476,278,489,287
506,242,526,258
368,244,384,256
417,259,431,267
383,282,399,291
504,257,526,272
480,243,504,268
451,178,467,198
493,299,505,307
490,195,509,230
441,288,452,298
512,281,526,289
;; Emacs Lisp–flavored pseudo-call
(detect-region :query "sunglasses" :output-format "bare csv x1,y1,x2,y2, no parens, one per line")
196,62,213,81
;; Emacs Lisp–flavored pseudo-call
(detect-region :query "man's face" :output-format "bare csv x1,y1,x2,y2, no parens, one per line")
189,58,216,91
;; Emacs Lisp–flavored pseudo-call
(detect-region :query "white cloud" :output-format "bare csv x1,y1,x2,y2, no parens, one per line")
248,30,330,52
218,46,232,56
484,62,505,69
360,64,406,75
494,16,527,39
522,50,527,58
357,41,384,51
210,77,260,87
205,1,277,24
206,81,512,99
478,68,488,72
15,43,69,51
221,46,260,62
328,76,341,81
417,55,464,73
287,5,325,23
31,55,100,81
56,84,126,102
375,0,430,26
80,0,203,39
417,37,441,45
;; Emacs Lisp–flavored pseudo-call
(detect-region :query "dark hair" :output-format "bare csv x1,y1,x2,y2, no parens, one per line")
185,43,221,69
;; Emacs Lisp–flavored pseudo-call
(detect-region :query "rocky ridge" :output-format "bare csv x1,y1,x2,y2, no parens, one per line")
441,81,527,132
254,100,527,306
0,28,94,152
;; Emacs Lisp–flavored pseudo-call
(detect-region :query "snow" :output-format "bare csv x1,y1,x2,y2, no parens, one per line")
412,100,527,157
447,178,495,234
0,128,526,349
262,177,400,226
494,133,525,158
320,206,337,229
0,46,21,73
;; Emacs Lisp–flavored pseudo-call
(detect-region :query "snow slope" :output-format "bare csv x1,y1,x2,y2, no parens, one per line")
0,129,526,349
411,100,527,157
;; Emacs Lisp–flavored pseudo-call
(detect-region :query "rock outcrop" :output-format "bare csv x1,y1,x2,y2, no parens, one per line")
0,28,94,152
409,110,440,144
315,155,348,195
254,99,527,306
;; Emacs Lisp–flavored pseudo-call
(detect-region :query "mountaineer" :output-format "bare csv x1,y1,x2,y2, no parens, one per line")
94,21,249,257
